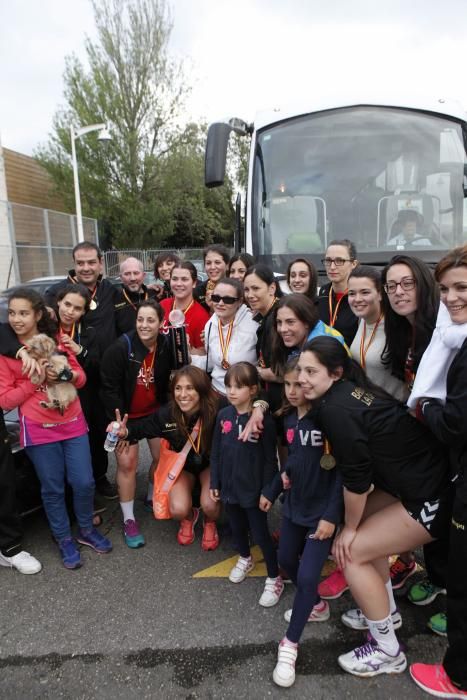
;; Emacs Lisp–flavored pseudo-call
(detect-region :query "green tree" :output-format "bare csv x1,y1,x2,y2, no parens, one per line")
36,0,235,249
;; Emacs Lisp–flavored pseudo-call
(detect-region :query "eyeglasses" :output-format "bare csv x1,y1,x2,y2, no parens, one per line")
211,294,239,305
321,257,354,267
384,278,416,294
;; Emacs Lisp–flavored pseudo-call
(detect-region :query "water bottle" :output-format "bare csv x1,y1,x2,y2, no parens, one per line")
104,421,120,452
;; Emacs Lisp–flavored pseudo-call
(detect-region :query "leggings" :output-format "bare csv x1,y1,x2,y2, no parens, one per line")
278,515,333,644
225,503,278,578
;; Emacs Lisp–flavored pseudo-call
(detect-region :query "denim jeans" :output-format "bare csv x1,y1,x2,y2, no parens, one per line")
26,434,95,541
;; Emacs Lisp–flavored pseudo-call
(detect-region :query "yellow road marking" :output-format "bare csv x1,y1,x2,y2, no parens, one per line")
193,547,338,579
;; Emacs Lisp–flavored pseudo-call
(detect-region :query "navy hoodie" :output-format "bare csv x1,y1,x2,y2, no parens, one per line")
210,405,279,509
264,409,343,528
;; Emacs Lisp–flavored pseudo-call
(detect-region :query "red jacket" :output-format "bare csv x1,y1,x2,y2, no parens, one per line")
0,345,86,424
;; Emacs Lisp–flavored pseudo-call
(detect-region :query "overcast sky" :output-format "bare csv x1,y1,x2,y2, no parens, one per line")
1,0,467,155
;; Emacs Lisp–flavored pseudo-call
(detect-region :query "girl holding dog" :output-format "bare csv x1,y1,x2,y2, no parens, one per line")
0,288,112,570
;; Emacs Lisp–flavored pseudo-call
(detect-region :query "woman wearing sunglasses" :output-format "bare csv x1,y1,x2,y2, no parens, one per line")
191,278,258,398
317,239,359,345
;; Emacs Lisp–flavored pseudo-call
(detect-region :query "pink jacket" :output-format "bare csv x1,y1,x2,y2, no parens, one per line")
0,345,86,424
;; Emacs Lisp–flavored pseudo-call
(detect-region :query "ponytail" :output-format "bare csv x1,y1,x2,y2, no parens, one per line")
302,337,395,401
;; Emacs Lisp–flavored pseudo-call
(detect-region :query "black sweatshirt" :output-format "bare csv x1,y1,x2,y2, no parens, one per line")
126,404,209,476
317,282,358,346
422,339,467,504
100,330,170,420
265,410,343,527
113,284,158,336
313,379,449,505
210,405,279,508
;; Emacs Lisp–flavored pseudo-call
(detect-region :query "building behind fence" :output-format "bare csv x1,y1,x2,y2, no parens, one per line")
0,141,98,289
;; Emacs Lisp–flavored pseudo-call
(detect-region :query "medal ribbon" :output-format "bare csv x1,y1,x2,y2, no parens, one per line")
328,288,347,327
123,288,148,310
142,349,156,390
172,298,194,315
218,319,234,368
186,420,202,454
359,313,383,370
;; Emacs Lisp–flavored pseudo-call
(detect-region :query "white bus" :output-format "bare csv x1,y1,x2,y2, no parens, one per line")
205,98,467,272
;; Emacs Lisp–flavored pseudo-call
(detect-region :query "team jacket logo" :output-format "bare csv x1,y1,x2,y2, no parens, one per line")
287,428,323,447
419,501,439,531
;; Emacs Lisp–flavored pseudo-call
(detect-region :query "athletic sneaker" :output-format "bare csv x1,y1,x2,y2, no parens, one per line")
123,520,145,549
201,517,219,551
390,557,417,589
318,567,349,599
177,507,200,546
77,528,113,553
341,607,402,631
284,599,330,623
338,638,407,677
408,579,446,606
273,639,298,688
229,555,254,583
259,576,284,607
0,550,42,575
58,537,81,569
428,611,447,637
410,664,467,698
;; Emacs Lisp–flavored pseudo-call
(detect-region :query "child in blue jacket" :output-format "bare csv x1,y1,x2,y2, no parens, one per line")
262,358,343,688
209,362,283,608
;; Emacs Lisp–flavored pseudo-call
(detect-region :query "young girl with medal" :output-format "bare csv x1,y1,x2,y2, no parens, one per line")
265,357,343,687
317,239,359,345
100,300,171,548
110,366,221,551
297,336,451,681
160,262,209,349
191,278,259,399
209,362,284,607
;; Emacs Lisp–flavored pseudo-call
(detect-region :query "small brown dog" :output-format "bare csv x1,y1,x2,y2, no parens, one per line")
27,334,77,413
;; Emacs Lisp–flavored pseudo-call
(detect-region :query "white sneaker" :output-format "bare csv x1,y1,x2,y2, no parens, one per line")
284,599,330,623
229,556,254,583
273,639,298,687
0,550,42,575
341,607,402,630
338,639,407,677
259,576,284,607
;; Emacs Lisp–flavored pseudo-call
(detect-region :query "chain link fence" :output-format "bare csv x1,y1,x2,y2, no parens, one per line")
103,248,205,277
2,200,98,283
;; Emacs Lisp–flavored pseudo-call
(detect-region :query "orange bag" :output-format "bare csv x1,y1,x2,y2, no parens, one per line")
153,421,200,519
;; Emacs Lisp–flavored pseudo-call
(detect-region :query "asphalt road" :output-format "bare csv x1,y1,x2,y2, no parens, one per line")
0,446,446,699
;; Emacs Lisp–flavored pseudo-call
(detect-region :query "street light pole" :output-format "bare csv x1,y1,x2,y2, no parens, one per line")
69,122,111,243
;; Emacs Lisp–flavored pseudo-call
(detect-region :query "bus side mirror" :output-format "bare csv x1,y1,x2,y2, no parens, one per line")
205,123,232,188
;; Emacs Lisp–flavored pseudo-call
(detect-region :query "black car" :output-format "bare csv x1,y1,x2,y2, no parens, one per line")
4,408,42,516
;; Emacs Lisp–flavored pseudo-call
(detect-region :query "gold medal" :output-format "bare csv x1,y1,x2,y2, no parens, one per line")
89,299,97,311
320,453,336,470
221,360,230,370
320,438,336,470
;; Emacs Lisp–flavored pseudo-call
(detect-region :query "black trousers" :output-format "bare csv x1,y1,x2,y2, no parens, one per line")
79,388,108,483
0,430,23,557
225,503,278,578
423,537,448,588
443,492,467,690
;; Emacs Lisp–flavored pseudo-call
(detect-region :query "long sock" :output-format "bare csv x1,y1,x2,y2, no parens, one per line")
385,578,397,614
366,615,400,655
146,481,153,500
120,500,135,522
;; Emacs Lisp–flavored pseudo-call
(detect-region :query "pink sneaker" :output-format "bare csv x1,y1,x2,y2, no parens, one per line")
410,664,467,698
318,567,349,599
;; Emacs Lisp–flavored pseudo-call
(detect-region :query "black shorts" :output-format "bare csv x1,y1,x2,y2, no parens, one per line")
403,485,454,540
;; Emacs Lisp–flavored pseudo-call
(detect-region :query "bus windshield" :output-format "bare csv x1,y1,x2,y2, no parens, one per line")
251,106,467,270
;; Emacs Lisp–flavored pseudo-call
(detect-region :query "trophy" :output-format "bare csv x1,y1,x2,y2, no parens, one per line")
168,309,190,369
